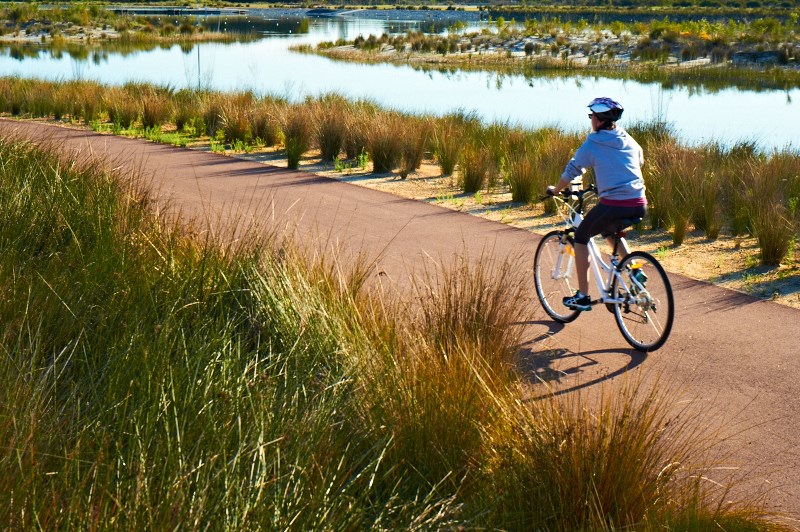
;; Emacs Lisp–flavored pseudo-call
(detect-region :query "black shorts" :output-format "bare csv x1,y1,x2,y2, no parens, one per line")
574,202,646,245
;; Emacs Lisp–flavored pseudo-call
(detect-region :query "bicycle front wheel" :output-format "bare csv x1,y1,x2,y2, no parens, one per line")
611,251,674,352
534,230,581,323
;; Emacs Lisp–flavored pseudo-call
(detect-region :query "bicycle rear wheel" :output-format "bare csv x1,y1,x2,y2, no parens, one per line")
534,230,581,323
611,251,674,352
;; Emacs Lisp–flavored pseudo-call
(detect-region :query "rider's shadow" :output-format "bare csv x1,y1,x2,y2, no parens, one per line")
516,320,647,398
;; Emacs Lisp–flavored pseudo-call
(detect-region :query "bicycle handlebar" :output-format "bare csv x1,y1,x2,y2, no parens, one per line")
539,183,596,203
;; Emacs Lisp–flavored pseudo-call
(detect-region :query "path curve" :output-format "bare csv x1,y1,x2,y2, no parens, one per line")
2,119,798,524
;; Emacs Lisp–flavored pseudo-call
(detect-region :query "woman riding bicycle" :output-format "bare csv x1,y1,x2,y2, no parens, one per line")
546,97,647,312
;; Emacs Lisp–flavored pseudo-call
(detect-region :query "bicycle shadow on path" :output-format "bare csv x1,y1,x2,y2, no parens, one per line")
515,320,648,400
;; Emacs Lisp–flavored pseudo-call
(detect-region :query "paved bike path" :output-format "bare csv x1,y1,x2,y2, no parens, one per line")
3,119,798,523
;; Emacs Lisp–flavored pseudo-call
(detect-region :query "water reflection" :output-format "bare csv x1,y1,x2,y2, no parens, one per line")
0,11,796,149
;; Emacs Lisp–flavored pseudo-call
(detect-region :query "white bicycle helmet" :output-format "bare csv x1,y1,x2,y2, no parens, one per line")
588,97,624,122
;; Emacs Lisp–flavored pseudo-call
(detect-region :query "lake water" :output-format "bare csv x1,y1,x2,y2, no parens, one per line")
0,10,797,150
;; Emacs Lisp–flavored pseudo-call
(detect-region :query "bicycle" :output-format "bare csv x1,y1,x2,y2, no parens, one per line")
533,183,674,352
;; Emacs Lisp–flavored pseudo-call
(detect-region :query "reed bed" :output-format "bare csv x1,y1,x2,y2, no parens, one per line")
0,76,798,265
0,136,788,529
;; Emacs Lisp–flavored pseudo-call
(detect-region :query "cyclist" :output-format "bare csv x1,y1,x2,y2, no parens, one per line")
545,97,647,311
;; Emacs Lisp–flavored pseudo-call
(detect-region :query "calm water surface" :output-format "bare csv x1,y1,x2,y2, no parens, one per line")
0,12,797,150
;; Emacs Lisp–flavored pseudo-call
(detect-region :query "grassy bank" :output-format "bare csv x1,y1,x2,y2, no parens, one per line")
301,13,799,90
0,3,256,45
0,127,791,528
3,76,798,268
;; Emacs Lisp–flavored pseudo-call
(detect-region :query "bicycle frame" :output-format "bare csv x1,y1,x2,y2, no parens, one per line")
552,187,636,305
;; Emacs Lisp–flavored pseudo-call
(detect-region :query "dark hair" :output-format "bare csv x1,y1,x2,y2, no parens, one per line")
594,112,616,130
594,108,622,130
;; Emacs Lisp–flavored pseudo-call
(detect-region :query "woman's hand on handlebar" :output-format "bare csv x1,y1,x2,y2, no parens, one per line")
546,185,558,196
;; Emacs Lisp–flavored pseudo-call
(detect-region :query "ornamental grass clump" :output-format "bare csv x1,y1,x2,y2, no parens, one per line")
459,140,492,194
0,77,31,116
250,100,282,147
534,128,580,215
367,112,403,174
172,88,199,132
743,157,795,266
431,114,467,177
140,92,172,130
397,117,431,179
103,86,138,129
200,92,225,138
648,143,695,245
76,81,102,124
503,129,538,203
356,252,527,495
477,378,781,531
281,104,313,169
717,141,762,237
220,91,254,145
312,94,348,162
341,100,375,160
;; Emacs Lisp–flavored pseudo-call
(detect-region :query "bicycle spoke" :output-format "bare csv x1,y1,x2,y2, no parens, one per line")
534,231,581,323
612,252,674,352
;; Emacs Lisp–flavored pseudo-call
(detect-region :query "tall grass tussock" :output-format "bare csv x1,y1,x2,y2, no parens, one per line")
0,133,790,529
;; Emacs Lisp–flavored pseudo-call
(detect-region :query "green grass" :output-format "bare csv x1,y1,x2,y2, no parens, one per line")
0,121,793,530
